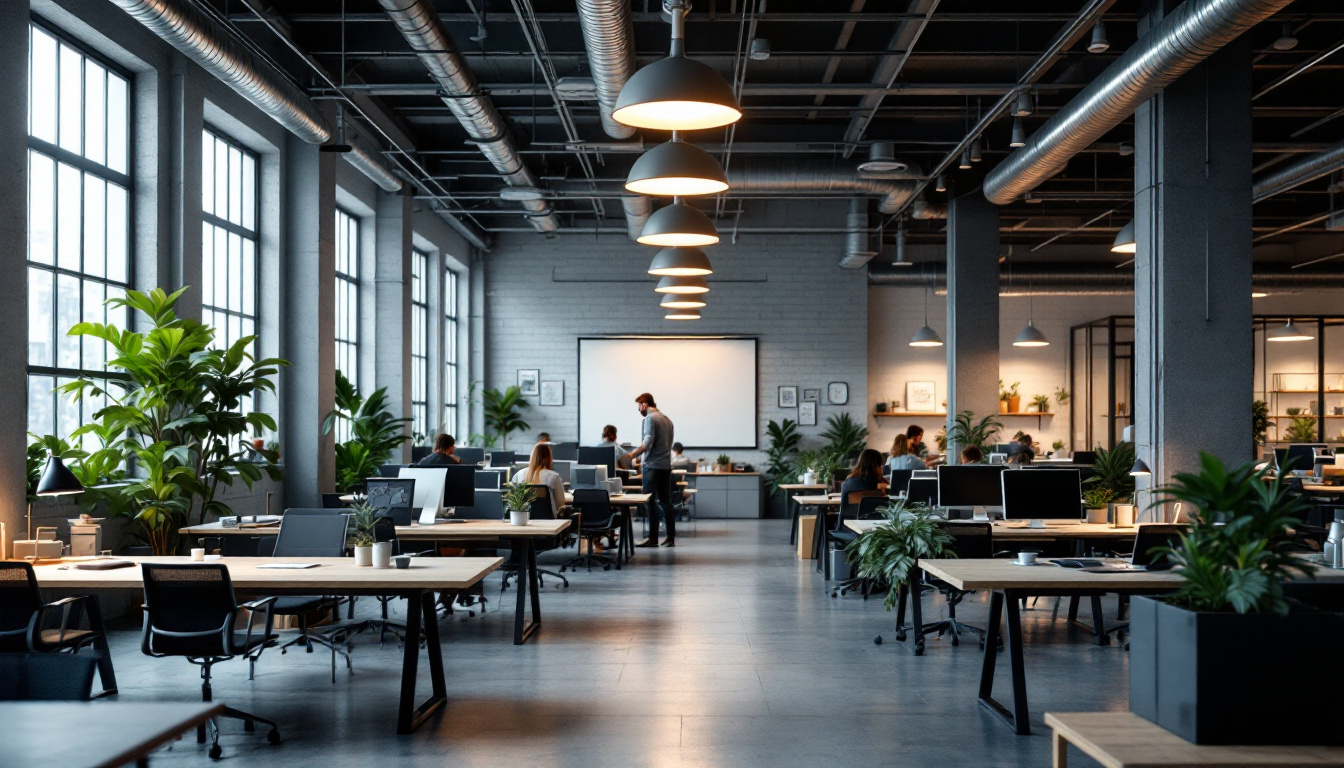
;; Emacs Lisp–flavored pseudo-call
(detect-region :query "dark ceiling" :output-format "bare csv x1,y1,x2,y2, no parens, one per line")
220,0,1344,257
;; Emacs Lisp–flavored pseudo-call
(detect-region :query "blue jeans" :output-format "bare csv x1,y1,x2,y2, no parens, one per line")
642,468,675,541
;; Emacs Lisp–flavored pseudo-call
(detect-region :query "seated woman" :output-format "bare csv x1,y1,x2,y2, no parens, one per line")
887,434,927,471
839,448,886,520
511,443,567,517
960,445,984,464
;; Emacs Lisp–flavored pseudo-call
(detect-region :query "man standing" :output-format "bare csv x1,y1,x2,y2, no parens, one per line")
625,393,676,547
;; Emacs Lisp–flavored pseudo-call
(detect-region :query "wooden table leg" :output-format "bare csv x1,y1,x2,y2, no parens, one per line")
397,589,446,734
1052,730,1068,768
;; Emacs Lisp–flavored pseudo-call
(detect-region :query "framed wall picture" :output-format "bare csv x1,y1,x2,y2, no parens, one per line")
802,388,821,403
798,401,817,426
778,386,798,408
906,381,937,412
539,381,564,406
517,369,540,397
827,381,849,405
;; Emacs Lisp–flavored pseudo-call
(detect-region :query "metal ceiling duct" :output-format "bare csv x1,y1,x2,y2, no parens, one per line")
841,200,877,269
621,195,653,240
1252,139,1344,202
910,198,947,220
983,0,1294,205
576,0,639,140
867,261,1344,294
108,0,330,144
345,142,403,193
374,0,559,233
726,158,920,215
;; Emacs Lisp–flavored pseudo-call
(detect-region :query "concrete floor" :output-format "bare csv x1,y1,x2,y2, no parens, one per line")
101,520,1126,766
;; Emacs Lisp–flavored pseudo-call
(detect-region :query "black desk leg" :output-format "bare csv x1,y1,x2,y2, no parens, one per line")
788,497,798,545
813,510,827,572
513,539,542,645
624,509,636,562
977,590,1031,735
397,590,447,734
1003,592,1031,733
85,597,118,696
907,582,925,656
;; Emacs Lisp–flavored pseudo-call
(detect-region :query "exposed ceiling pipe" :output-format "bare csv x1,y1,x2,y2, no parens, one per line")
725,158,920,214
575,0,639,140
910,198,947,220
1252,139,1344,202
621,195,653,239
867,261,1344,293
344,142,403,192
108,0,330,144
983,0,1295,205
374,0,559,233
841,199,877,269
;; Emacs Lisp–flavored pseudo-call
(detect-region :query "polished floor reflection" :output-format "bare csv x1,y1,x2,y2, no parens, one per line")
102,520,1124,766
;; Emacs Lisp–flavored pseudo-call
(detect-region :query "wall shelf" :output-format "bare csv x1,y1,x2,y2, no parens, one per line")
874,411,946,417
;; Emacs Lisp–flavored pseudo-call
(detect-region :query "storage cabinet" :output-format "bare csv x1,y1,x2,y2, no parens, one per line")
688,473,761,518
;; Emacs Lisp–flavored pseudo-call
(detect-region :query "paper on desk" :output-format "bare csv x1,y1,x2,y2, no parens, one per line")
255,563,323,569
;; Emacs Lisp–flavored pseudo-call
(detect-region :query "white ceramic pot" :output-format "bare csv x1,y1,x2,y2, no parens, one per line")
353,546,373,567
1085,507,1108,525
801,471,815,485
510,510,530,526
372,541,393,568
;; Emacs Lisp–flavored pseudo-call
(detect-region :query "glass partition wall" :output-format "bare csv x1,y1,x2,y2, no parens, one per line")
1069,317,1134,452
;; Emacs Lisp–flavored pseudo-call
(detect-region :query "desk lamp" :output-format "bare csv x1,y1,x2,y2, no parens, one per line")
17,453,84,559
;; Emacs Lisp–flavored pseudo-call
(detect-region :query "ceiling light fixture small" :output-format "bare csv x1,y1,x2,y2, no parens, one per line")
857,142,908,174
1252,291,1269,298
1272,22,1298,51
958,150,972,170
1015,90,1033,117
1268,319,1314,342
648,246,713,277
935,174,947,193
909,287,944,347
969,139,983,163
638,198,720,247
660,294,706,310
625,132,728,196
1118,140,1135,157
1129,458,1152,477
665,309,702,320
893,223,912,266
1111,220,1136,254
1013,294,1050,347
654,275,710,295
1088,20,1110,53
749,37,771,61
1010,118,1027,148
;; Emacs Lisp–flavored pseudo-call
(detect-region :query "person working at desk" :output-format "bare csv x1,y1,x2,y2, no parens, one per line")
840,449,885,513
1008,433,1036,463
537,432,551,443
625,393,677,548
601,424,631,469
415,433,462,466
907,425,929,457
960,445,984,464
887,434,928,471
511,443,566,517
670,442,693,468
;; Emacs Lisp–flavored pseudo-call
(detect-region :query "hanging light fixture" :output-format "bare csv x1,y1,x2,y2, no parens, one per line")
1111,220,1136,254
958,150,972,170
935,174,947,193
1013,294,1050,347
665,308,702,320
1010,118,1027,148
1129,457,1152,477
660,293,706,310
1014,90,1033,117
1273,22,1298,51
969,139,983,163
1088,20,1110,53
1268,319,1315,342
909,287,944,347
648,247,713,277
625,132,728,196
892,223,912,266
654,275,710,295
613,0,741,131
638,198,719,247
36,454,84,496
1252,291,1269,298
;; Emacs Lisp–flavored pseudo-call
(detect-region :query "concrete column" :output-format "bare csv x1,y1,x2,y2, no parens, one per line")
0,0,28,551
945,193,1001,451
281,136,337,507
469,250,487,440
169,64,203,320
1133,29,1254,502
375,190,413,462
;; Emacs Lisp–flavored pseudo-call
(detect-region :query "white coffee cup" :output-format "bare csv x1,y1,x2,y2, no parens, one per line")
191,548,206,562
1016,551,1037,565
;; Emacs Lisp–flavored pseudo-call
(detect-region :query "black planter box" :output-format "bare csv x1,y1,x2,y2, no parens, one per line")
1129,589,1344,745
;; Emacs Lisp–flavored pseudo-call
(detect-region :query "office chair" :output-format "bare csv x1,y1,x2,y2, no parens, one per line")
886,469,914,496
0,561,115,696
564,489,622,572
500,485,570,591
835,496,893,599
823,489,886,583
891,522,994,654
489,450,517,467
0,653,99,700
263,510,366,683
140,563,281,759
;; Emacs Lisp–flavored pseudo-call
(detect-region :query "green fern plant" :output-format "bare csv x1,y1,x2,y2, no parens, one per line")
483,386,531,449
1285,415,1317,443
947,410,1002,453
819,412,868,458
765,419,802,496
1085,441,1136,502
846,498,955,609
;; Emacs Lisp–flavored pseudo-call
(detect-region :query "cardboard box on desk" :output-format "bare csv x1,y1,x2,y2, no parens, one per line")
796,514,817,560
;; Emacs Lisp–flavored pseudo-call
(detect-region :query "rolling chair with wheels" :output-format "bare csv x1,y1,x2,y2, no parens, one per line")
822,489,886,581
905,521,994,651
0,653,99,700
500,485,570,592
565,489,622,572
0,561,116,696
140,563,281,759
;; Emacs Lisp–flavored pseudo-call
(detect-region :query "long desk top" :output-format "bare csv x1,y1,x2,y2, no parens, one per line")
918,558,1185,592
181,519,570,539
845,519,1139,539
30,555,503,593
0,702,223,768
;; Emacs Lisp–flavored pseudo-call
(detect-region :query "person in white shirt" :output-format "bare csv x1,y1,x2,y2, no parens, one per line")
601,424,631,469
511,443,566,517
670,442,693,468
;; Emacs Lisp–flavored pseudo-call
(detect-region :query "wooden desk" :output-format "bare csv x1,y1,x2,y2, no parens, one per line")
1301,483,1344,495
792,494,842,566
1045,711,1344,767
32,556,501,734
180,521,565,645
845,519,1139,541
779,484,829,545
0,701,222,768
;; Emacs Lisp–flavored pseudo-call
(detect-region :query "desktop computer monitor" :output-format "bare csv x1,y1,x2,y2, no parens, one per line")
578,446,617,476
474,469,503,490
378,464,409,479
1285,444,1328,474
398,467,448,516
552,442,580,462
912,469,937,479
552,460,575,484
1001,467,1082,528
455,447,485,465
887,469,914,495
489,450,517,467
905,478,938,507
455,489,505,520
442,465,476,509
937,465,1007,520
1071,451,1097,465
366,478,416,526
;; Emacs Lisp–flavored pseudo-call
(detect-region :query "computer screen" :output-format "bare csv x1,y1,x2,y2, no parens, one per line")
551,460,574,483
1286,444,1327,473
887,469,914,495
578,446,617,476
489,450,517,467
552,442,580,462
1071,450,1097,465
442,465,476,508
454,447,485,465
378,464,409,479
906,478,938,507
1001,468,1082,522
456,489,504,520
366,478,416,526
937,465,1007,508
398,467,447,514
474,470,503,490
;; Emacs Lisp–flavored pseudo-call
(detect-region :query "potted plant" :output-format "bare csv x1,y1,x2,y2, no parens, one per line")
765,419,802,517
1054,387,1070,409
820,413,869,461
503,481,536,526
1252,399,1270,452
1285,415,1317,444
1031,394,1051,414
1085,441,1136,526
715,454,733,473
323,371,412,495
1286,406,1302,416
483,386,531,450
1130,453,1342,745
349,504,378,567
1006,382,1021,413
794,450,819,485
947,411,1003,458
1082,487,1112,524
999,381,1011,414
874,401,887,414
1051,439,1066,459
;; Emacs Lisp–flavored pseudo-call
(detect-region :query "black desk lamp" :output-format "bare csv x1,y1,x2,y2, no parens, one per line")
29,453,84,542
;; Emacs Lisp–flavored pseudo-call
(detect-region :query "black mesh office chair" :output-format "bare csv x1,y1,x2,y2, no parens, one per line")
892,522,995,654
835,496,892,598
0,653,99,700
140,563,281,759
823,489,886,582
500,485,570,591
0,561,115,696
565,489,622,572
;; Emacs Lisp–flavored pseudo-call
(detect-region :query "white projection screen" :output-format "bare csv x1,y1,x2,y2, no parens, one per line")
578,337,757,449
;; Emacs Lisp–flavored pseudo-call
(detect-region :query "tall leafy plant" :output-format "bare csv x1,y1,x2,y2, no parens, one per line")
61,288,288,553
27,433,134,519
1285,415,1317,443
765,419,802,496
322,370,411,492
1086,441,1136,502
1156,453,1314,614
846,498,955,609
1252,400,1270,448
483,386,531,449
947,411,1002,455
819,412,868,459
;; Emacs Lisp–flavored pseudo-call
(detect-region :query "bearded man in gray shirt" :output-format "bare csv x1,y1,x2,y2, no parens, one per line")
625,392,677,547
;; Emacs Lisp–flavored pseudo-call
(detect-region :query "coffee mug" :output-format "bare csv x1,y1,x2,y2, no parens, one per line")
393,555,411,569
191,548,205,562
1016,551,1037,565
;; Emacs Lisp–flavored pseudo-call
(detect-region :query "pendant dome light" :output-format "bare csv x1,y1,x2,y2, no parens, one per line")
909,287,944,347
612,1,741,131
625,132,728,197
654,275,710,295
1268,319,1314,342
665,308,703,320
1013,294,1050,347
648,246,713,277
1111,219,1136,254
638,198,719,247
660,293,706,310
1088,20,1110,53
1009,118,1027,148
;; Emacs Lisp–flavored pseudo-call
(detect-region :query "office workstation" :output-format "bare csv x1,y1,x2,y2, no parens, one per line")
6,1,1344,766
